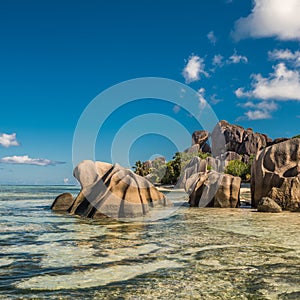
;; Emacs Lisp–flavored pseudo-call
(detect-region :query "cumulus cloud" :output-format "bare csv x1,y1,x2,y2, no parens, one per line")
235,63,300,101
182,55,208,83
244,100,278,111
232,0,300,41
241,100,278,120
0,155,65,166
198,88,208,110
0,133,19,148
228,50,248,64
244,110,272,120
212,54,224,67
235,87,249,98
269,49,300,67
237,102,277,120
210,94,223,105
207,31,217,45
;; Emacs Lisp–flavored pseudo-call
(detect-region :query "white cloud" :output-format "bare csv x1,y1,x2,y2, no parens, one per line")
0,155,65,166
212,54,224,67
0,133,19,148
198,88,208,109
244,100,278,111
228,50,248,64
235,87,249,98
210,93,223,105
239,100,278,120
245,110,272,120
235,63,300,101
232,0,300,41
182,55,208,83
207,31,217,45
269,49,300,67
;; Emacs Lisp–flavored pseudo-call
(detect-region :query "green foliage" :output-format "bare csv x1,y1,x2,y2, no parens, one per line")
198,151,211,160
225,160,251,181
160,152,182,184
132,160,150,177
293,134,300,139
134,150,211,184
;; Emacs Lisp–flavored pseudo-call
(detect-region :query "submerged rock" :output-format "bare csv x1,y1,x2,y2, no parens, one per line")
257,197,282,213
52,160,171,219
251,138,300,210
51,193,74,211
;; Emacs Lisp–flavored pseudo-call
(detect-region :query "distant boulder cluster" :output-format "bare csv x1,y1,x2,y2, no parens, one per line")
52,120,300,218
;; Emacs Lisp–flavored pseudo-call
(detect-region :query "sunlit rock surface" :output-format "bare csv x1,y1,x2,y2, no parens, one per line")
52,160,172,219
188,171,241,208
251,138,300,210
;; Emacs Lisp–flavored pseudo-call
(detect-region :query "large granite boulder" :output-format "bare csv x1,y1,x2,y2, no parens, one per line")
176,157,207,188
251,138,300,210
219,151,242,163
52,160,172,219
268,137,290,147
184,144,200,154
188,171,241,208
192,130,209,147
211,120,271,161
191,130,211,153
176,156,226,189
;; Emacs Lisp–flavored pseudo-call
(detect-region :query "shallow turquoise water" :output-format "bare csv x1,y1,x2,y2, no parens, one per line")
0,185,300,299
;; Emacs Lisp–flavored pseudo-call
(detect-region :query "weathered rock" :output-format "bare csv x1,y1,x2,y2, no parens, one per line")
189,171,241,208
191,130,211,153
145,173,158,184
51,193,75,211
192,130,209,147
176,157,207,188
144,156,167,184
52,160,172,219
211,120,270,159
206,156,224,173
146,156,166,169
224,151,242,162
217,151,242,166
184,144,200,154
251,138,300,210
177,156,226,189
267,138,289,147
257,197,282,213
201,143,212,153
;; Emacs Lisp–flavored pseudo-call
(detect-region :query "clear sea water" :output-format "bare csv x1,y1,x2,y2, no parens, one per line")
0,185,300,299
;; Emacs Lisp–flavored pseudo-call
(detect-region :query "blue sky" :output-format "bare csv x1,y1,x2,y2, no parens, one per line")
0,0,299,184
